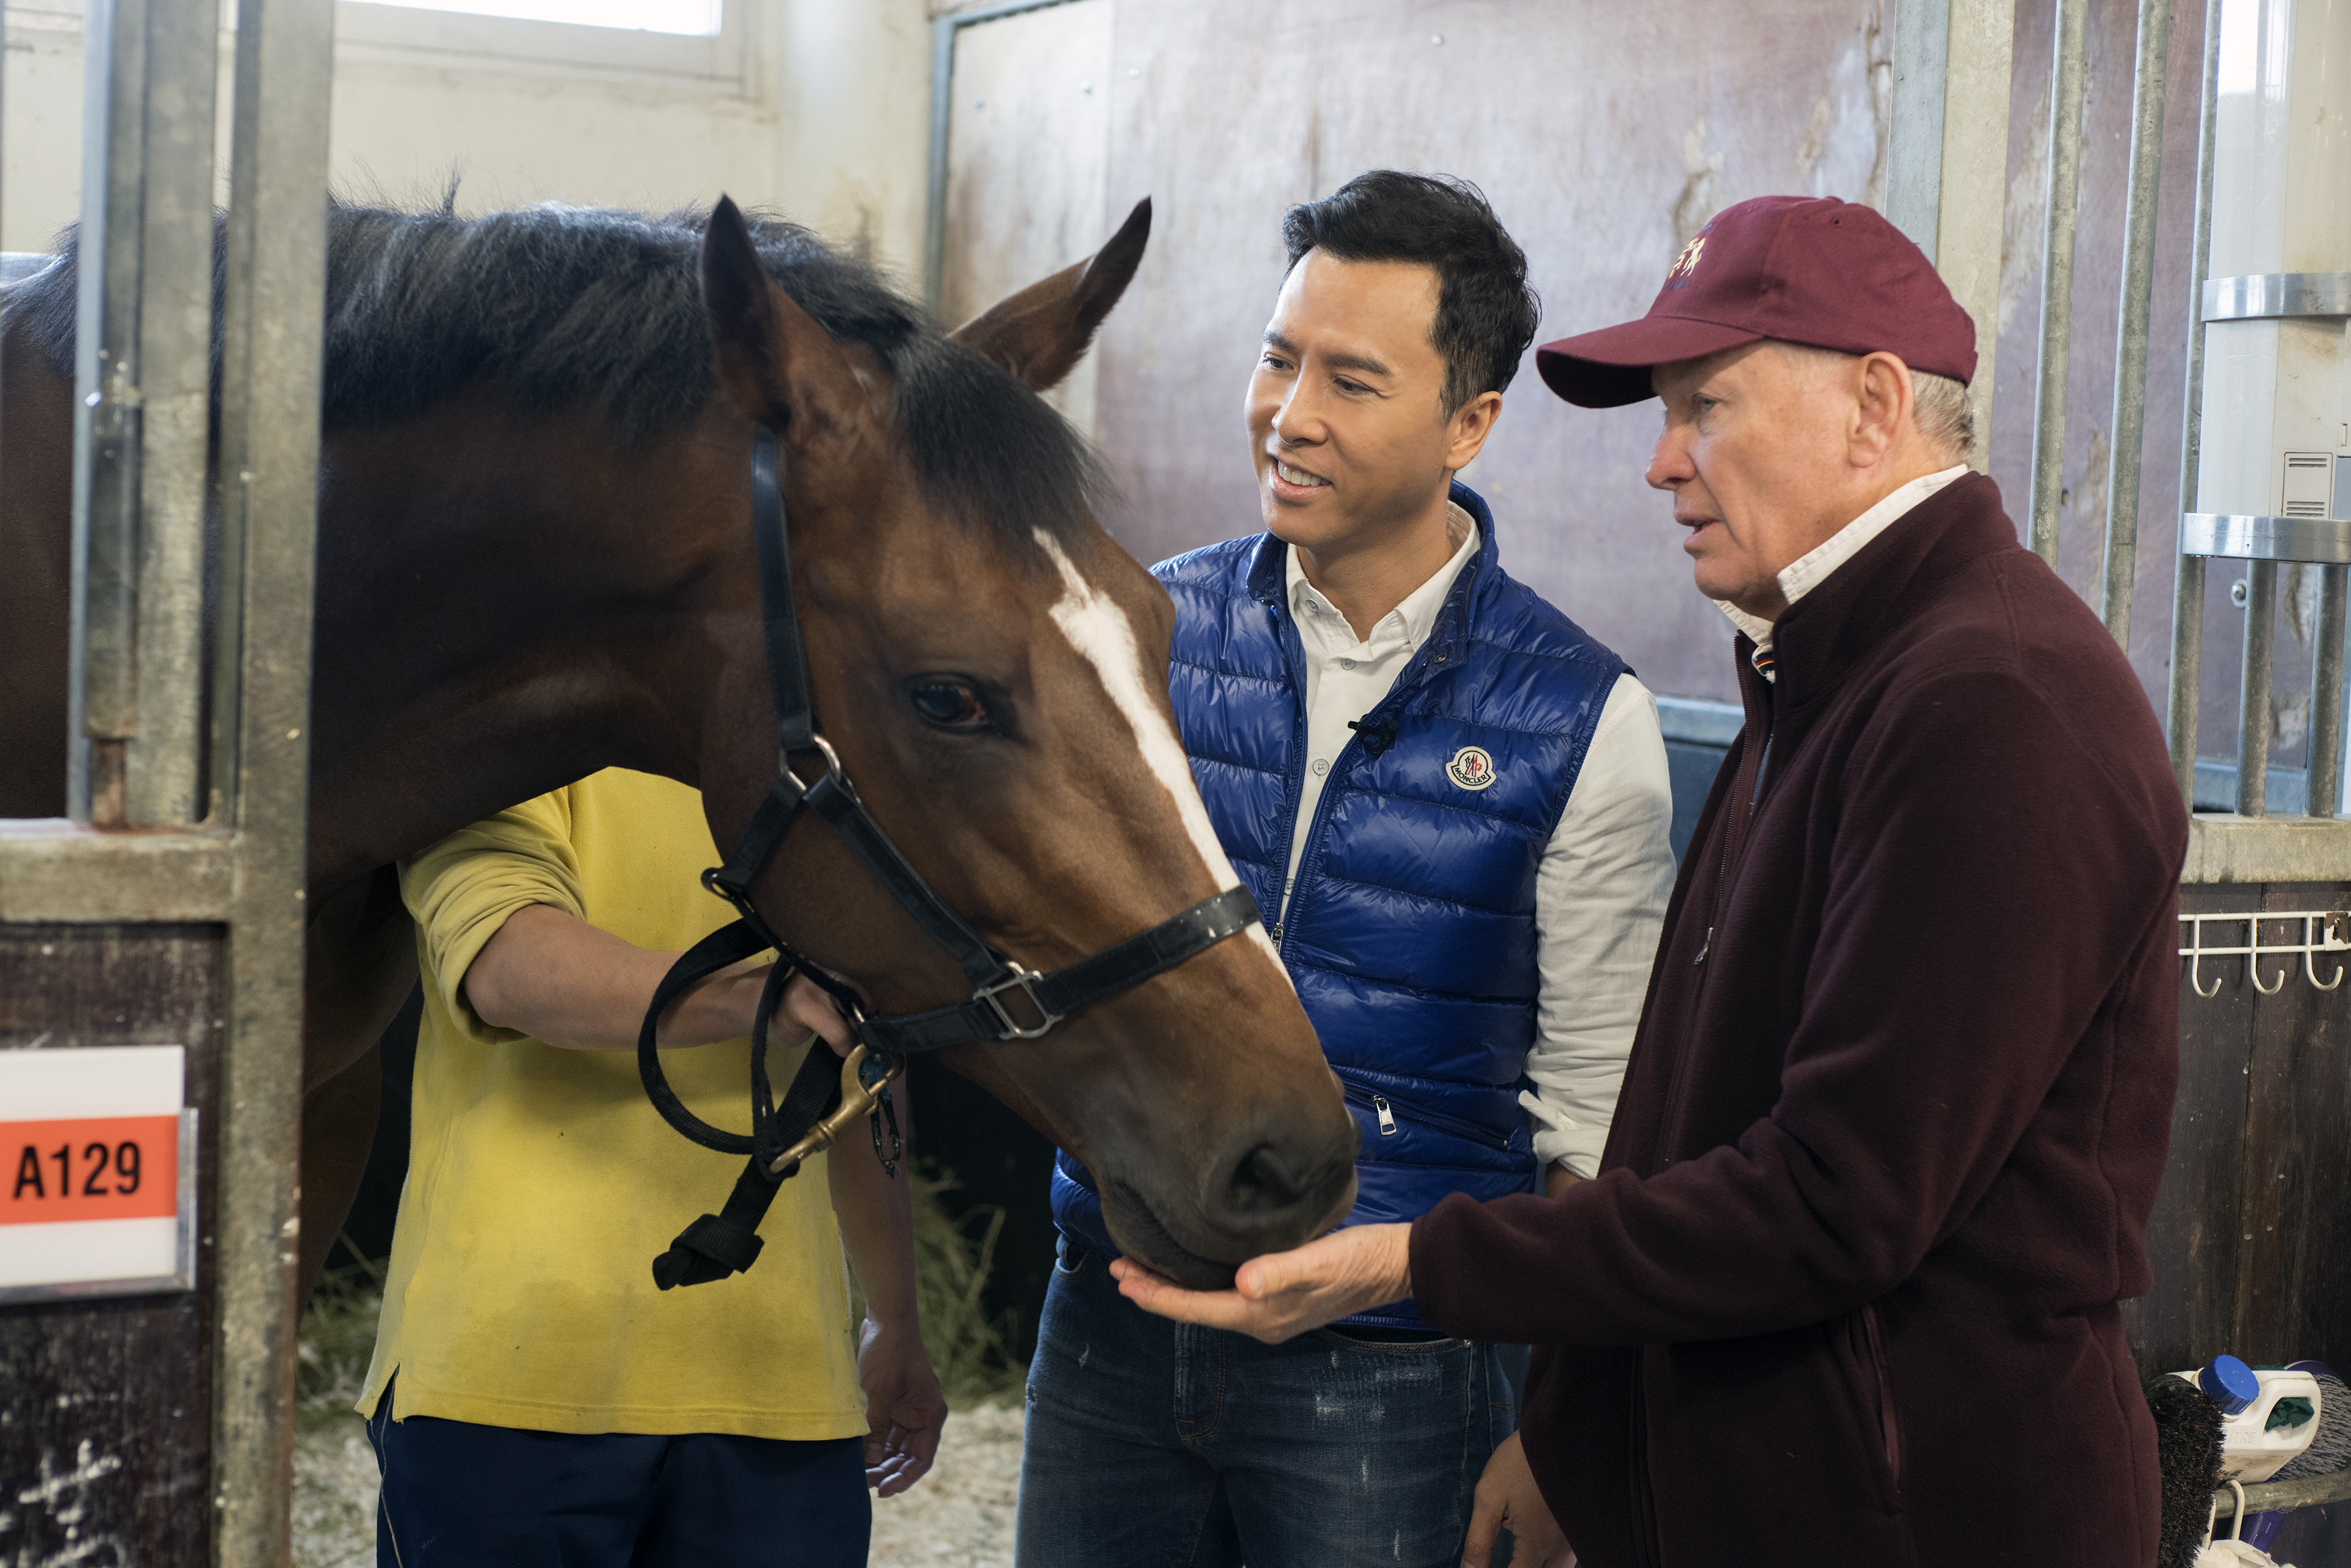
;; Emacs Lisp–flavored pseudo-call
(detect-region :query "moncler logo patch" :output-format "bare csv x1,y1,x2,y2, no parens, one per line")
1447,746,1497,791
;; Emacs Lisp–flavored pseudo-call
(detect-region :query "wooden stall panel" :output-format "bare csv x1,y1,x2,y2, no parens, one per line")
2235,882,2351,1367
944,0,1116,442
2137,885,2252,1371
0,925,222,1568
2133,883,2262,1373
2137,882,2351,1379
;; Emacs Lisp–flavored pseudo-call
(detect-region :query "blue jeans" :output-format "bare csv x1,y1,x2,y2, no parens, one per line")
366,1381,868,1567
1015,1241,1515,1568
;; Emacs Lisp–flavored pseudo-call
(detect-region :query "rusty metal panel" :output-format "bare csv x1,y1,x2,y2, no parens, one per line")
0,821,236,923
0,924,222,1568
928,0,2212,714
1078,0,1890,704
941,0,1114,442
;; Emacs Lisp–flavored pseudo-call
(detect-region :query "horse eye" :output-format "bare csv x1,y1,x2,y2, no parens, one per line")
908,679,991,731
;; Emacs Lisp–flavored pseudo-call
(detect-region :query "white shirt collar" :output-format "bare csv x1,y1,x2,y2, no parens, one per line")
1717,465,1969,664
1287,500,1479,651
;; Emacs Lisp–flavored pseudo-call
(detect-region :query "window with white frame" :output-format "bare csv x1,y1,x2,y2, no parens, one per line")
335,0,743,84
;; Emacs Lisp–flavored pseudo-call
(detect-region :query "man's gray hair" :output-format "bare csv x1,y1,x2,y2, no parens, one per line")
1778,342,1973,461
1912,370,1974,461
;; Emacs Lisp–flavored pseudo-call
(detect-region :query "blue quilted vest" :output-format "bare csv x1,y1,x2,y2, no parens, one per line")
1052,483,1629,1329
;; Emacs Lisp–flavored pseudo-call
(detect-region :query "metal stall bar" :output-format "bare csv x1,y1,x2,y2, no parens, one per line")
67,0,218,828
209,0,335,1558
2238,560,2277,815
1,0,7,519
2166,0,2223,802
1887,0,2018,476
1886,0,1951,255
2096,0,2175,651
129,0,222,828
2310,566,2347,817
2028,0,2090,566
68,0,148,824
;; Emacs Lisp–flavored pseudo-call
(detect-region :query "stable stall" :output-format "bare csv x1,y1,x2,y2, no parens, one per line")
0,1,333,1560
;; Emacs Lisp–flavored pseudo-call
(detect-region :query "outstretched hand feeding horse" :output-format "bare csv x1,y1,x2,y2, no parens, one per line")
0,191,1360,1298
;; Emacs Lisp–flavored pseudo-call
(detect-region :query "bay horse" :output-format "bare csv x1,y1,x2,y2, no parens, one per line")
0,195,1357,1294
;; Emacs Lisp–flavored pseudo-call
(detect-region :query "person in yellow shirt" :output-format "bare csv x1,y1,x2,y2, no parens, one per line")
359,766,943,1567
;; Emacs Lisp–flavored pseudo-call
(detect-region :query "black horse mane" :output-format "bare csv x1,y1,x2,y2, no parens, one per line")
7,199,1102,544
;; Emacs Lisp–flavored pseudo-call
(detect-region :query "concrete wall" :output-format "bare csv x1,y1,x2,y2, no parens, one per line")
932,0,2225,727
2,0,2253,740
1,0,934,284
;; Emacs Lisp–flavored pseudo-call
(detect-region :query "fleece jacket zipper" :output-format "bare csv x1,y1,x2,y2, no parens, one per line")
1660,675,1773,1156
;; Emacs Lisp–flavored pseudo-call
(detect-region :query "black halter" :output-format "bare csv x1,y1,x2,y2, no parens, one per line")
638,429,1261,1289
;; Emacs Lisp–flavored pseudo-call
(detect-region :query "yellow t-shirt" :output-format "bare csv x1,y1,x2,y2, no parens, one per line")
357,768,866,1439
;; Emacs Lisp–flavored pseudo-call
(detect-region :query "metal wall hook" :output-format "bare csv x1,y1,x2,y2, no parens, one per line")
2188,922,2224,998
2180,909,2351,996
2308,912,2347,990
2253,952,2289,995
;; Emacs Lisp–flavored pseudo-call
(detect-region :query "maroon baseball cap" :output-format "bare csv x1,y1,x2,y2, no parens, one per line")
1535,195,1977,408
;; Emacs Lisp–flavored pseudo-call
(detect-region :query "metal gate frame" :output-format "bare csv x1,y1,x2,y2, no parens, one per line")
0,0,334,1560
1890,0,2351,1532
1890,0,2351,886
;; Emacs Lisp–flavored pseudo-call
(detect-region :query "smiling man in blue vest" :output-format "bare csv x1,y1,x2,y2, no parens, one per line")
1012,171,1677,1568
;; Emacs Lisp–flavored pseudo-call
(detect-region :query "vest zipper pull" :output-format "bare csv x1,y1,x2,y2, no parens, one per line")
1694,926,1711,966
1372,1094,1398,1136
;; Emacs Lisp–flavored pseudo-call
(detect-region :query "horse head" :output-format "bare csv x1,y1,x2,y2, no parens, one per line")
693,197,1356,1286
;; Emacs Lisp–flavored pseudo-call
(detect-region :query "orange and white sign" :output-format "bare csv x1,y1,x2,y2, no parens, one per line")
0,1045,191,1298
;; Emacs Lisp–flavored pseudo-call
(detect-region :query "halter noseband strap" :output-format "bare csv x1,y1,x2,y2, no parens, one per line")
637,429,1262,1288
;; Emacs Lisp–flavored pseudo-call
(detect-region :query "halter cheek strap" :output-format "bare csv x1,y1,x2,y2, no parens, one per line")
638,428,1264,1290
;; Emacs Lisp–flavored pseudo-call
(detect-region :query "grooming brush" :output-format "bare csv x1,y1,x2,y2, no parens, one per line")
2150,1371,2228,1568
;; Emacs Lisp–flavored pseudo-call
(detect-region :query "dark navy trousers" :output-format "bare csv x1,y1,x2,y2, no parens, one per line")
367,1382,868,1567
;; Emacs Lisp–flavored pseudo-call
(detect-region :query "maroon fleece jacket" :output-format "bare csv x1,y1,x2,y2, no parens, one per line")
1411,474,2186,1567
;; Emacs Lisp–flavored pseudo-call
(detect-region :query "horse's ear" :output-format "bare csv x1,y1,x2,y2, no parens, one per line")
948,197,1151,393
699,195,863,450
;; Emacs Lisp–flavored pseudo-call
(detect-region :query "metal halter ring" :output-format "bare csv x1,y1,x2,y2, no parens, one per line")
974,966,1064,1040
766,1044,904,1177
790,732,845,783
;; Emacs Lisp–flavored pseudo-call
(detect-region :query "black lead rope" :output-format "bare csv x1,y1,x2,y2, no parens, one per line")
638,428,1264,1290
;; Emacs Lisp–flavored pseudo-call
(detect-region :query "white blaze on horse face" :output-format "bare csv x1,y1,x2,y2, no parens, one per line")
1034,532,1290,975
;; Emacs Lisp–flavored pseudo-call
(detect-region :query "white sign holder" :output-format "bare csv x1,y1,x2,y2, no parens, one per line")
0,1045,197,1303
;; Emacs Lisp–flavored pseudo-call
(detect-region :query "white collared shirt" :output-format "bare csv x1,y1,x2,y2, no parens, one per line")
1280,504,1677,1176
1717,464,1969,676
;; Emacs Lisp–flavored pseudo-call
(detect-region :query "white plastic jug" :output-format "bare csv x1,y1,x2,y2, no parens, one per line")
2171,1358,2323,1484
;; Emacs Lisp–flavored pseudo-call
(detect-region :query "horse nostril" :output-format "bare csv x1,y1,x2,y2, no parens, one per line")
1226,1143,1311,1212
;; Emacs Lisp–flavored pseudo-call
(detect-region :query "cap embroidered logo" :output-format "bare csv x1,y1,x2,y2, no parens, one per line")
1664,233,1707,289
1447,746,1497,791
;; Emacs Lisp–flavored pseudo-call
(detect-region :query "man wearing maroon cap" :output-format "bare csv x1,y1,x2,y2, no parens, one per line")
1113,195,2188,1567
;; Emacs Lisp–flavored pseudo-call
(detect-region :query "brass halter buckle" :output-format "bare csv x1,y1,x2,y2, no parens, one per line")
766,1044,904,1177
